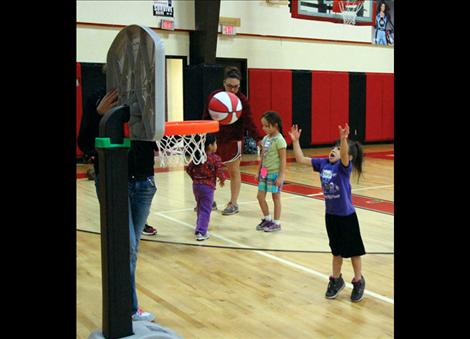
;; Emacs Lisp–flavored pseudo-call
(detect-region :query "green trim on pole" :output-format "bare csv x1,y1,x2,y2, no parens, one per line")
95,137,131,149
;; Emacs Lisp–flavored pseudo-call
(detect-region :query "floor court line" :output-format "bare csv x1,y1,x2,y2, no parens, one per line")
154,212,394,305
350,184,394,192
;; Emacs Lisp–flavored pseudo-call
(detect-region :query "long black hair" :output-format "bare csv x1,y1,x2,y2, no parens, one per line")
335,139,364,182
262,111,283,135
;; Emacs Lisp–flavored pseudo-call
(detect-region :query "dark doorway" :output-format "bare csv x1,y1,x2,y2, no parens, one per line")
349,72,366,143
80,62,106,106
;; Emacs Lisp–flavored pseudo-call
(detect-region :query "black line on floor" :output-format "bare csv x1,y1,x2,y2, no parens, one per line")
77,229,394,255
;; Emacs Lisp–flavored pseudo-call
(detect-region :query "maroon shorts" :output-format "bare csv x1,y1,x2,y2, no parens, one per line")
216,140,242,164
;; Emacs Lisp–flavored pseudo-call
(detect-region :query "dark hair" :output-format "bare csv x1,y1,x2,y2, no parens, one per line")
378,1,388,13
204,133,217,150
335,139,364,182
262,111,283,135
224,66,242,80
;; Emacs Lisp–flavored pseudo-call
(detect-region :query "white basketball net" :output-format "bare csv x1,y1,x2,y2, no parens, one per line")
339,1,363,25
155,133,208,167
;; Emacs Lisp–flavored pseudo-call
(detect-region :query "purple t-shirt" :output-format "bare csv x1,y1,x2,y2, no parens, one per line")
311,158,355,216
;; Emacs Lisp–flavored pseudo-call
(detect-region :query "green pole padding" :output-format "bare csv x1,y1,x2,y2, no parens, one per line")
95,137,131,149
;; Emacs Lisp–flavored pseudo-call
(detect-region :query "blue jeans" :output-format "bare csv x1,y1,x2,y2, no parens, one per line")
128,176,157,314
94,175,157,314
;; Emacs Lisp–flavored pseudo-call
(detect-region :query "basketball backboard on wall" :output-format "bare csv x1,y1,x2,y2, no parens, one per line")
290,0,376,25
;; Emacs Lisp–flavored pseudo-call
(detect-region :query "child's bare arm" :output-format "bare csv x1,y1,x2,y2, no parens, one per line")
288,125,311,165
338,124,350,167
275,148,287,186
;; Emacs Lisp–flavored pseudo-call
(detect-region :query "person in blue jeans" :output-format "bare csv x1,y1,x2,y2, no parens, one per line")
89,140,158,321
127,140,158,321
78,89,158,320
77,74,157,236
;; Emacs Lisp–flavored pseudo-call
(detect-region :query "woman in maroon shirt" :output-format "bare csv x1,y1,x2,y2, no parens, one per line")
202,66,262,215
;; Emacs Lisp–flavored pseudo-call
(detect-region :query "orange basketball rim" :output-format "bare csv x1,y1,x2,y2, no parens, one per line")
163,120,219,136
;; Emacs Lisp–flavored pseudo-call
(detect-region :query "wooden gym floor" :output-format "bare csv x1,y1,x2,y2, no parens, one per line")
77,143,394,338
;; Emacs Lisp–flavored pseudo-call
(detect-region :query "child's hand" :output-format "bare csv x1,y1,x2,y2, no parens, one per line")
288,124,302,141
338,123,350,139
275,175,284,187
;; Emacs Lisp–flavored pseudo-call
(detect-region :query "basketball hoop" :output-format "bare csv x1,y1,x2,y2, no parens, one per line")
338,0,364,25
155,120,219,167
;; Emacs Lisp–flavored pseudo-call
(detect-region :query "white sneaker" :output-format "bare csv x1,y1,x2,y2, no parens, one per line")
131,307,155,322
195,232,210,241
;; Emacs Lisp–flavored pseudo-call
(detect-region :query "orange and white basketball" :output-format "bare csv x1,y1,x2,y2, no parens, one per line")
208,91,243,125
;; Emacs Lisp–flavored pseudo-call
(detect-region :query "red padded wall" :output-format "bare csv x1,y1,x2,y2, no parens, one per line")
311,71,349,145
248,69,271,137
76,62,83,157
248,69,293,142
382,74,394,141
365,74,383,142
329,72,349,141
366,73,394,142
271,70,292,144
248,69,393,146
311,71,331,145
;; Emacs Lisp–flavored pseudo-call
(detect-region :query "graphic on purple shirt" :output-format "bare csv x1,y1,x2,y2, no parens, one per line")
311,158,355,216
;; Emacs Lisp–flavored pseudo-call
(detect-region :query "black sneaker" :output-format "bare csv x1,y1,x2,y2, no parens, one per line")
142,224,157,236
325,274,345,299
256,219,271,231
351,276,366,302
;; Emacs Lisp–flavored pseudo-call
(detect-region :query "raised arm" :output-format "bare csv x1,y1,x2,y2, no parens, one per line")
287,125,311,165
338,124,350,167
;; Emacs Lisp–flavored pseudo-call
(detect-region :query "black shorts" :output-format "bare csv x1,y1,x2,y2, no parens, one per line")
325,212,366,258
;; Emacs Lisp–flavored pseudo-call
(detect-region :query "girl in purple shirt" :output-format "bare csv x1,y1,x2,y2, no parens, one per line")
288,123,366,302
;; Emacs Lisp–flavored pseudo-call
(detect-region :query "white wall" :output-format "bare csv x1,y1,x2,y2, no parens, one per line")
217,34,393,73
76,0,393,73
220,0,372,43
77,0,194,29
77,0,192,62
77,25,189,63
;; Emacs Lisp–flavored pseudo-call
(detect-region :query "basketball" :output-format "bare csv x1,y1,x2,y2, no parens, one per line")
208,91,243,125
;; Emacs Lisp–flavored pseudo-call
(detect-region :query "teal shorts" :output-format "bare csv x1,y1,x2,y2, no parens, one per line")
258,172,283,193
